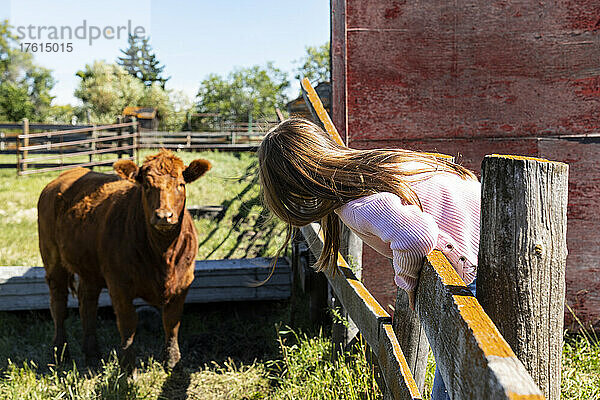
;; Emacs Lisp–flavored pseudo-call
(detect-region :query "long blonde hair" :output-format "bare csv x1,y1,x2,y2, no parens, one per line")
257,117,477,273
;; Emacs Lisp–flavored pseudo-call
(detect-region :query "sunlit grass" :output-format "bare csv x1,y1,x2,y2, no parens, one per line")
0,303,381,400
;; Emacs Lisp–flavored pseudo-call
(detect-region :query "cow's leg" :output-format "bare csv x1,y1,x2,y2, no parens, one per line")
161,290,188,369
45,264,71,364
78,278,102,365
109,289,138,370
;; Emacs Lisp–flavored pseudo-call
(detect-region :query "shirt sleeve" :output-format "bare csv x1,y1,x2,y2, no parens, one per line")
344,192,440,291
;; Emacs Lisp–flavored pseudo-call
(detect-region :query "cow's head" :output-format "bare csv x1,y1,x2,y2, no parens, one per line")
114,150,211,231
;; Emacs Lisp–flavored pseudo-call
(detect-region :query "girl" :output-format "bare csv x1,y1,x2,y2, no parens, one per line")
257,117,480,399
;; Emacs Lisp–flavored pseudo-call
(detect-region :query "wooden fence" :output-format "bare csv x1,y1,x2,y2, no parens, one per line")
13,118,138,176
138,130,266,151
0,118,279,174
294,79,568,399
1,122,92,168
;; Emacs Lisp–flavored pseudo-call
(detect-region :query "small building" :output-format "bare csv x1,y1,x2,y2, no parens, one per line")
122,107,159,131
287,82,331,120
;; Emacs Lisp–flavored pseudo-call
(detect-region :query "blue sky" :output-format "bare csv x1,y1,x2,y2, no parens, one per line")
0,0,330,105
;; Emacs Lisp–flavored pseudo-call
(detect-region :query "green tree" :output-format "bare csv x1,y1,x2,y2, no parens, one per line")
0,19,55,121
74,60,186,130
75,61,145,123
117,34,170,88
294,42,330,83
196,62,289,122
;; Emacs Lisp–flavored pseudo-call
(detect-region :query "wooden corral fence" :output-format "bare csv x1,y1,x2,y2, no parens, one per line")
13,118,138,176
0,122,91,168
293,79,568,399
139,120,278,151
2,118,280,174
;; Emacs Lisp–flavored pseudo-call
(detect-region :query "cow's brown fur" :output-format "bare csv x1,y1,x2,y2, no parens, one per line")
38,150,211,368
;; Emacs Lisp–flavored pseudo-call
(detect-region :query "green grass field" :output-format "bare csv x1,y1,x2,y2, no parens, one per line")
0,150,598,399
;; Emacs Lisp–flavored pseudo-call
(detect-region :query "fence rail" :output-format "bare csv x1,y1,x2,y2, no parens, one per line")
138,129,270,150
298,222,544,400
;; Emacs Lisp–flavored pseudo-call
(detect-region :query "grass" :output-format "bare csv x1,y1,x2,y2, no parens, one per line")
0,150,286,266
0,301,382,400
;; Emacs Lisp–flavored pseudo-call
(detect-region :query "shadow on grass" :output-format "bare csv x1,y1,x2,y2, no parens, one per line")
195,159,285,261
0,297,316,399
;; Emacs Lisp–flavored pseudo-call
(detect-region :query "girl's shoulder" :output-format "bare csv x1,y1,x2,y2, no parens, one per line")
335,192,403,212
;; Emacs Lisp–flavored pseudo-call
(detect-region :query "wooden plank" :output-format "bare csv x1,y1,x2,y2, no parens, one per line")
417,251,544,400
300,223,422,400
21,144,136,164
300,78,345,145
140,131,267,138
478,155,568,399
138,144,259,151
0,257,290,311
19,122,135,139
301,223,390,348
21,132,136,152
377,324,422,400
393,289,429,393
19,157,133,175
0,123,91,130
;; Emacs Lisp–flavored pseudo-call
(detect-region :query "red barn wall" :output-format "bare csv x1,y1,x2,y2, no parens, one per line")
331,0,600,329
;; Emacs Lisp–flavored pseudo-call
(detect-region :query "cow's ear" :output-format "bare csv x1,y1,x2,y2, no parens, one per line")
114,159,139,181
183,159,211,183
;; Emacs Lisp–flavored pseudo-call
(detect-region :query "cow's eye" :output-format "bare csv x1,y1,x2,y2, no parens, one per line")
178,183,185,190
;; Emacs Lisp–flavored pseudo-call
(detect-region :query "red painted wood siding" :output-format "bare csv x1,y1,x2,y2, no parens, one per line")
332,0,600,329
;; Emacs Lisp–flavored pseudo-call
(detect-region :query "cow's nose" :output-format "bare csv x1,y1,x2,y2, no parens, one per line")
155,209,173,220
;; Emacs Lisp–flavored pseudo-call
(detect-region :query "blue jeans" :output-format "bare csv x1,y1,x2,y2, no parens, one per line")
431,279,477,400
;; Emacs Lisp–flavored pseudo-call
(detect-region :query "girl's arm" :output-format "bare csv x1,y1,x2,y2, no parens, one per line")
338,192,439,292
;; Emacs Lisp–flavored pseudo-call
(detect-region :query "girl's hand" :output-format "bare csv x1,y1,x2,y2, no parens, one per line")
407,289,416,311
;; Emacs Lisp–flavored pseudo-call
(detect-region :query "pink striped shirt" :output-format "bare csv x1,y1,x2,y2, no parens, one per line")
334,163,481,291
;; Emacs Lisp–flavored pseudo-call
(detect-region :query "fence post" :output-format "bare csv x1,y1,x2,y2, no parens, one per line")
116,116,123,159
392,290,429,393
130,117,138,164
331,225,362,356
22,118,29,174
89,124,97,169
478,154,568,400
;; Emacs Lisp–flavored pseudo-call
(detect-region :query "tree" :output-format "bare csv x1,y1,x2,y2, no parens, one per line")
294,42,330,83
74,60,186,130
75,61,145,123
196,62,289,122
0,19,55,121
117,34,170,88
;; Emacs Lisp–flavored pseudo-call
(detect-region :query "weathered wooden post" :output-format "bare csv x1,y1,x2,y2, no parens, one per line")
130,117,138,164
20,118,29,174
478,154,568,400
116,116,123,159
392,289,429,394
89,124,97,168
331,224,362,357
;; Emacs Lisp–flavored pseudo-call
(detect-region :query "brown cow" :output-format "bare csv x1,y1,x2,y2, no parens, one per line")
37,150,211,369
